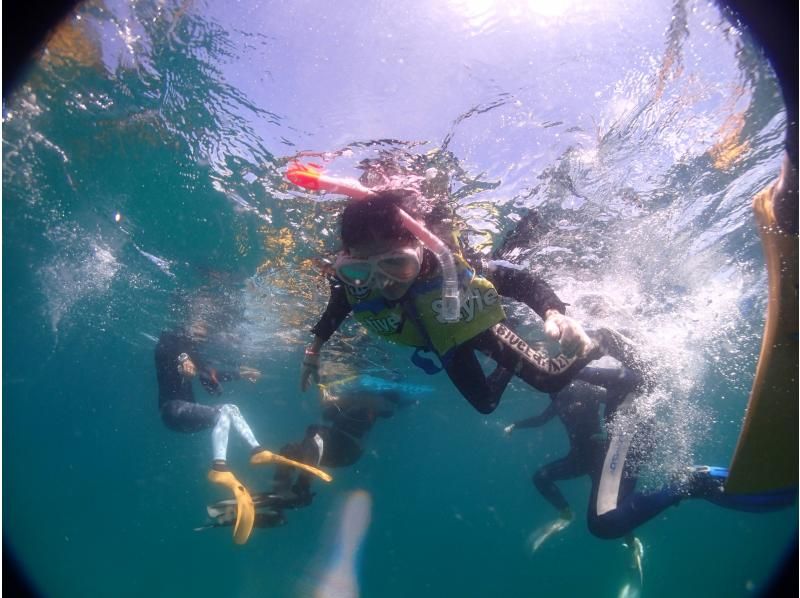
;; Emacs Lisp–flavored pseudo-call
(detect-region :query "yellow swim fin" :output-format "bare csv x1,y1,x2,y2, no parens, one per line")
250,449,333,483
207,469,255,545
727,155,798,494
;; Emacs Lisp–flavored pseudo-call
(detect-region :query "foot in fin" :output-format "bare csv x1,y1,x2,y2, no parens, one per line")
686,465,727,500
250,447,333,483
623,535,644,586
527,510,573,553
208,463,255,545
687,466,796,511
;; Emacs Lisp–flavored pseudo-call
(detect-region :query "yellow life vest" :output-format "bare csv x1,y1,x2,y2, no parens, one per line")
344,255,506,357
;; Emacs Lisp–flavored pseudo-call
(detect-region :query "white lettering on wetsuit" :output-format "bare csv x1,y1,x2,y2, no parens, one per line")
362,312,403,335
493,322,574,374
432,287,499,324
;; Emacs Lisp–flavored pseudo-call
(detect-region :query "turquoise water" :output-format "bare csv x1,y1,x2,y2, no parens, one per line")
3,0,796,596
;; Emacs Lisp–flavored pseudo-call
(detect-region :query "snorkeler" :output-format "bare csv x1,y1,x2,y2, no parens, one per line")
504,364,643,553
197,375,420,533
295,182,641,415
504,365,796,549
271,379,418,509
156,319,332,544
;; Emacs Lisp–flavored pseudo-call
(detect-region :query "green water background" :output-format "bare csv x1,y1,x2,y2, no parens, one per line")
3,0,797,596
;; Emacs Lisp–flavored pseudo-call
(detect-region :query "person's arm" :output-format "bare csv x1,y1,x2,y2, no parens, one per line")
310,278,353,342
505,402,558,435
486,260,593,357
485,260,566,318
301,279,353,391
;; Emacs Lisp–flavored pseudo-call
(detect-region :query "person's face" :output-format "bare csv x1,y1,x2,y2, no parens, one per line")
349,237,421,300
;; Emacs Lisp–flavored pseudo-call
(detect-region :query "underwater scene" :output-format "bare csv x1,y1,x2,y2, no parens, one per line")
3,0,797,596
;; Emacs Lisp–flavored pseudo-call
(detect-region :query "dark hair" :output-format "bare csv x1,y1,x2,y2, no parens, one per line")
340,190,420,251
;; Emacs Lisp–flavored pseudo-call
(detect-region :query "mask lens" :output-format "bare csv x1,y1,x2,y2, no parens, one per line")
377,254,420,282
337,261,373,285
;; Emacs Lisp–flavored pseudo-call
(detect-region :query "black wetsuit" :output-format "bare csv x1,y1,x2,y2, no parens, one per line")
155,330,239,433
513,365,784,540
273,389,414,506
514,366,641,516
311,258,623,414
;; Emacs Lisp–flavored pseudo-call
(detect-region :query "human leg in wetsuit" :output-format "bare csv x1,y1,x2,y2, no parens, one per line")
533,448,596,516
443,324,643,414
270,424,364,508
160,400,263,468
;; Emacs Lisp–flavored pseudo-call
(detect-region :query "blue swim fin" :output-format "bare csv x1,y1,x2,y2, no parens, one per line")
689,466,796,512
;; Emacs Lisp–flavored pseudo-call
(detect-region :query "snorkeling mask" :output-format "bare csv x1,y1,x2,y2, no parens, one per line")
334,245,423,288
286,161,463,321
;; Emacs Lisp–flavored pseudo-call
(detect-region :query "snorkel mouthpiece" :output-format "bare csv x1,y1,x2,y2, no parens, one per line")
286,162,463,322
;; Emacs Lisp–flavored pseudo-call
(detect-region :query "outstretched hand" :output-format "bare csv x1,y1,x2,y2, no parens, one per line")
544,310,594,358
300,352,320,392
503,424,515,437
239,366,261,383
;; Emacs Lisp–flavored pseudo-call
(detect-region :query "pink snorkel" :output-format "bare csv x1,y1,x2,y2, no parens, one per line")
286,162,463,322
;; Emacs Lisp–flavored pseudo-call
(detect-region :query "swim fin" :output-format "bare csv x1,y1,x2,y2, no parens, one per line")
622,535,644,586
250,448,333,483
687,465,795,511
208,469,255,545
527,514,572,552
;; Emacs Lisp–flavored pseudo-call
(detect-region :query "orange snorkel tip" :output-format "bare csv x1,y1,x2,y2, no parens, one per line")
286,162,323,191
285,161,374,199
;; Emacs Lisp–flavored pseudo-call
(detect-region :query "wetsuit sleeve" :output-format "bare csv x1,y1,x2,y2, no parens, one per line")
212,369,241,382
485,260,567,318
155,330,197,404
513,402,557,429
310,278,353,342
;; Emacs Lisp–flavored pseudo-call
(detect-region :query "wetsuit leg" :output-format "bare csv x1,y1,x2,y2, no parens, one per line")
160,399,219,433
533,452,587,512
588,485,682,540
211,404,261,462
469,323,601,394
576,365,643,422
586,434,679,539
590,328,651,385
273,426,326,488
444,343,514,414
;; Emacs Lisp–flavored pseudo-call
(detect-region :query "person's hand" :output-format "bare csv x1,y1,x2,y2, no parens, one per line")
544,310,594,357
300,349,320,392
239,366,261,383
177,353,197,378
503,424,515,437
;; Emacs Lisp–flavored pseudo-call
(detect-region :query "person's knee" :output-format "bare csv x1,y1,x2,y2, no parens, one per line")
160,402,189,432
468,394,498,414
218,403,241,417
587,513,626,540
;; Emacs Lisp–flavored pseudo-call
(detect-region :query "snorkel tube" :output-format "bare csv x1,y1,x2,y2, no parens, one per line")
286,162,373,200
395,208,461,321
286,161,463,321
